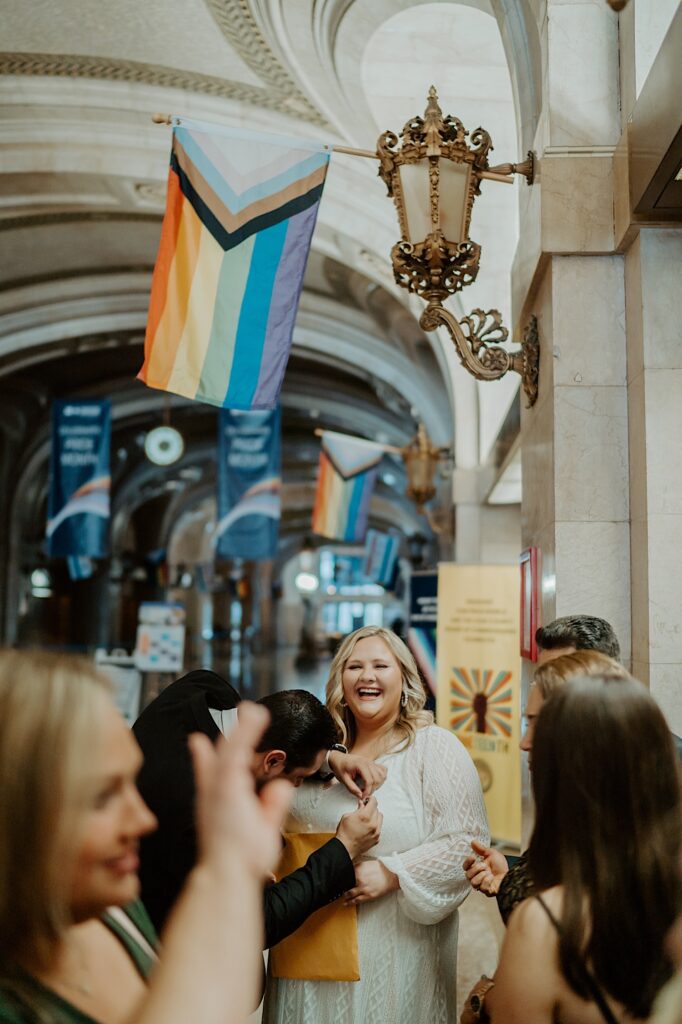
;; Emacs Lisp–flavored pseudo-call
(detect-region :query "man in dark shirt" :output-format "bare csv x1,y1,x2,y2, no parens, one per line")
134,670,384,945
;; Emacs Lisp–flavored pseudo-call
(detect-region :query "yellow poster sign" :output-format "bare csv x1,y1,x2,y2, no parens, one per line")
436,564,521,845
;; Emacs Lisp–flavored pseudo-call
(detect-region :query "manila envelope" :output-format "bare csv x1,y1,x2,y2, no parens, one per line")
269,832,360,982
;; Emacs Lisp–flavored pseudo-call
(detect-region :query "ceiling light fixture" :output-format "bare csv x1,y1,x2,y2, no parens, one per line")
144,425,185,466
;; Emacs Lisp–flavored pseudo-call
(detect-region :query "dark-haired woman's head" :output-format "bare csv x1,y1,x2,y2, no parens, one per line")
529,675,682,1017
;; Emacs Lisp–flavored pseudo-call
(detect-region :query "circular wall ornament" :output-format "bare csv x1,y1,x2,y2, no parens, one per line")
144,425,184,466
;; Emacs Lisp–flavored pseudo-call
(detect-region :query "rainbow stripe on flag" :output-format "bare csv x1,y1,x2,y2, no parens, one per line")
312,431,384,542
138,119,330,409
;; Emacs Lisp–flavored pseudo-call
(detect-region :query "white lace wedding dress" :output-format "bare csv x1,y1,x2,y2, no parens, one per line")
263,724,489,1024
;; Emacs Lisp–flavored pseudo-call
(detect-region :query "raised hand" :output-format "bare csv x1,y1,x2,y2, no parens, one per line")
463,839,509,896
328,750,388,799
189,702,293,881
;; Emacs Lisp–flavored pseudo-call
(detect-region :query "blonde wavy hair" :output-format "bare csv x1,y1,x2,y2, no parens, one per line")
533,649,630,700
0,650,112,978
326,626,432,752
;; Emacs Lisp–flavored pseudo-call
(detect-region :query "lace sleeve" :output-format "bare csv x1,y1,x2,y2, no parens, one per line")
378,726,489,925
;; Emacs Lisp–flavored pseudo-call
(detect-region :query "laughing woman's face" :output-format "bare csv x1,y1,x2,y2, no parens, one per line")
342,636,403,732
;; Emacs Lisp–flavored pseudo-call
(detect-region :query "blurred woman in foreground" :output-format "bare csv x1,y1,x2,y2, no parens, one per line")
487,676,682,1023
0,649,290,1024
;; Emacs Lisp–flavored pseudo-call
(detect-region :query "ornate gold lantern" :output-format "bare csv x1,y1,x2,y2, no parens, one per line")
377,87,539,406
401,423,452,535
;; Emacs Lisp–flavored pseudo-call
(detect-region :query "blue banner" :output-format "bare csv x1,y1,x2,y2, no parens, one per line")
216,408,281,560
408,570,438,700
362,529,400,588
47,400,111,557
66,556,96,581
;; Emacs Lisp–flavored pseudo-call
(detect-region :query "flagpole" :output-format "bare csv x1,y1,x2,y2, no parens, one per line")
314,427,403,455
150,115,513,182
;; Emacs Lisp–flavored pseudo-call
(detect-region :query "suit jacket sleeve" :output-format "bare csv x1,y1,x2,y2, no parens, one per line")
263,837,355,949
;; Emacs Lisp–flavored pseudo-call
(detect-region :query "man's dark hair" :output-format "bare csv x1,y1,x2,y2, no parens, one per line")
256,690,338,770
535,615,620,661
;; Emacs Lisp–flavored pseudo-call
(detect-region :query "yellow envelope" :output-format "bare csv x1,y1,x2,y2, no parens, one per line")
269,832,360,982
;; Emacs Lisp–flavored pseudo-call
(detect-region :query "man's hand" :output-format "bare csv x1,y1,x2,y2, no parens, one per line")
463,839,509,896
335,796,383,860
343,859,399,905
328,750,387,799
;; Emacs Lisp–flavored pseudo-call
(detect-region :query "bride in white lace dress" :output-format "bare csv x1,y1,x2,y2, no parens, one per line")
263,626,489,1024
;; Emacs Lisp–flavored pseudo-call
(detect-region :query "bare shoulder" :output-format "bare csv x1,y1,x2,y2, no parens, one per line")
488,891,564,1023
507,887,563,942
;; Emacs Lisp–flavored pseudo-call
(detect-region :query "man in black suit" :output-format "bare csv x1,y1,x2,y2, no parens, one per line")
134,670,384,945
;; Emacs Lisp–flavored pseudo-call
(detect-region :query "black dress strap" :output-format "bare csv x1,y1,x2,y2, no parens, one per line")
534,894,620,1024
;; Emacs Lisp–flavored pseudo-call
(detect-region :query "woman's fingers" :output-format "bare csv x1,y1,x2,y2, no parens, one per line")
220,702,270,768
356,763,388,798
469,866,494,889
480,876,498,895
188,733,217,857
189,732,215,798
471,839,492,857
259,777,294,830
342,771,363,800
189,702,292,880
343,892,368,906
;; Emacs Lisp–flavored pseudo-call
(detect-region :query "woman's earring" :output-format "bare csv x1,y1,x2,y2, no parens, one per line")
340,700,347,709
400,690,408,708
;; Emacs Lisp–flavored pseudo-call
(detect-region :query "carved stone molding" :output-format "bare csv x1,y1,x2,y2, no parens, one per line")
201,0,328,125
0,209,161,233
0,51,326,126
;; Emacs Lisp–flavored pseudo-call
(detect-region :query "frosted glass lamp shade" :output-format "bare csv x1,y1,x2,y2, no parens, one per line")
398,159,471,244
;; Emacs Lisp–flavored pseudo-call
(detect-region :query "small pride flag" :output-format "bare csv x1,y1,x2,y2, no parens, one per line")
312,431,384,542
138,119,330,409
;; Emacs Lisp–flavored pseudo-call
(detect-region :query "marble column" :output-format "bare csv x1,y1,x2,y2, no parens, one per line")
520,256,630,658
625,229,682,730
517,0,630,664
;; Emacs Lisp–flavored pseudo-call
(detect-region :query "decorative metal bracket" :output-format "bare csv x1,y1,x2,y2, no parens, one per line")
420,303,539,406
488,150,535,186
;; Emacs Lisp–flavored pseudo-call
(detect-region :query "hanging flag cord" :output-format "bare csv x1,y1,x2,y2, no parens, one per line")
314,427,402,455
151,112,376,161
150,112,514,183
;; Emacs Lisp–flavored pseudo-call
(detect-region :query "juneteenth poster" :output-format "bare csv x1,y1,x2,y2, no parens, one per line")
436,563,521,845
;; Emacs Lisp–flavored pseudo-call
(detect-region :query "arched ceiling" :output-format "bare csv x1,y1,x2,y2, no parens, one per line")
0,0,536,580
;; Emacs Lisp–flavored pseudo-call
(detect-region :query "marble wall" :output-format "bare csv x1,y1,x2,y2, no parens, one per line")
453,467,521,565
514,1,682,739
625,230,682,728
521,255,631,660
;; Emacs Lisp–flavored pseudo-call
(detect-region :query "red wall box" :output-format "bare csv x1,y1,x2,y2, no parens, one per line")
520,547,540,660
